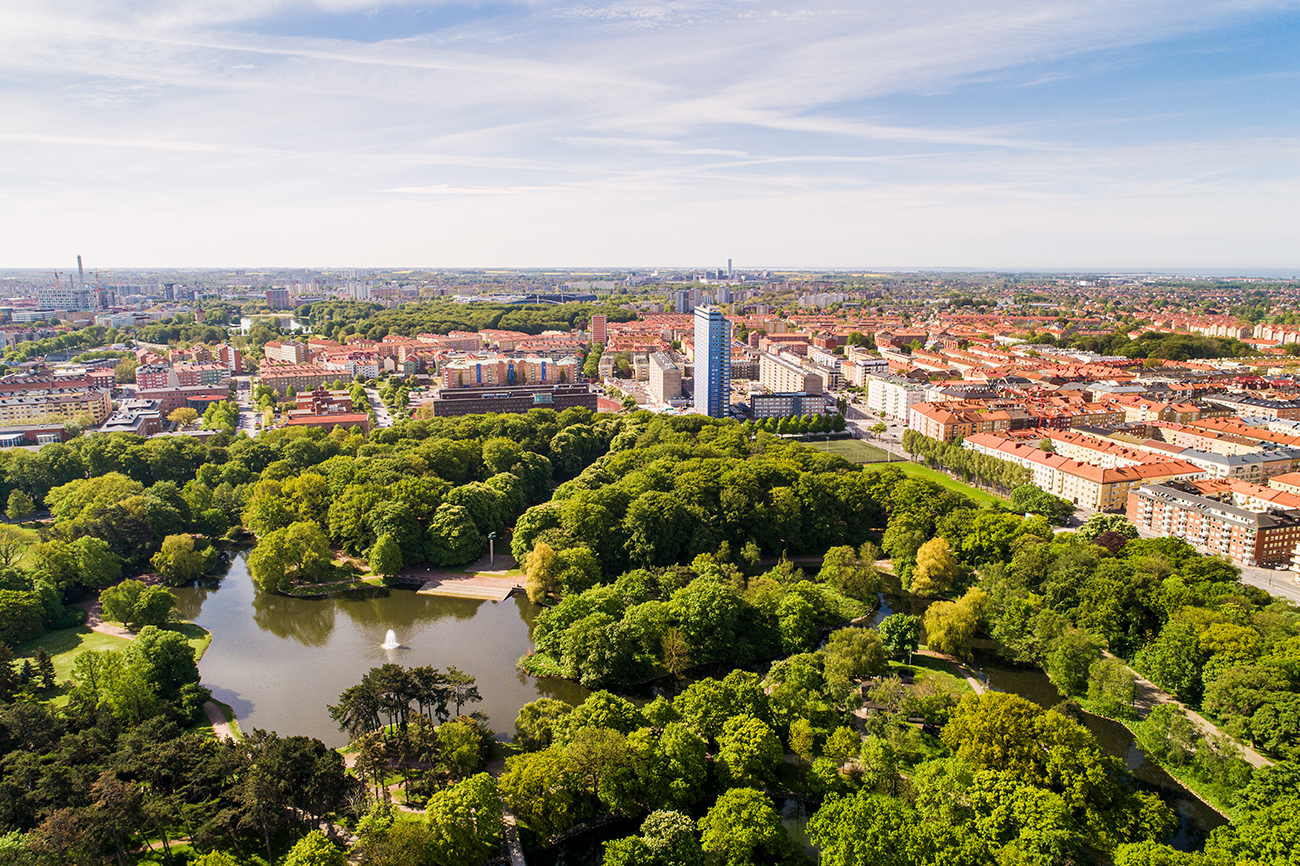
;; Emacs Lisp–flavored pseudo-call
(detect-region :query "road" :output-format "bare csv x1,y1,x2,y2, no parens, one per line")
1133,524,1300,605
233,375,259,435
364,387,394,428
1237,563,1300,605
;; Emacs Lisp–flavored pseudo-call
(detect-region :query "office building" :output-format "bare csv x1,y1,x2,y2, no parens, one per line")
423,384,598,417
693,306,731,418
266,287,292,310
36,285,92,311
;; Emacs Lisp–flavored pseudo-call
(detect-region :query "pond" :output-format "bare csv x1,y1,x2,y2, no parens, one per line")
872,585,1228,849
173,552,588,748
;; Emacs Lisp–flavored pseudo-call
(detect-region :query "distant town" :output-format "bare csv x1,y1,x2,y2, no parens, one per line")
3,264,1300,578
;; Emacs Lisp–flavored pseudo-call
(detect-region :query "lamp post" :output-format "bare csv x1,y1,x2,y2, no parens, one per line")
488,531,497,567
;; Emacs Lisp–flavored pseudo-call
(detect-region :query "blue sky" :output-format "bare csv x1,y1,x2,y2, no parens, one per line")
1,0,1297,269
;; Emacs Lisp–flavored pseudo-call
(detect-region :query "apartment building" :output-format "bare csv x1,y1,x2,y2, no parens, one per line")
438,353,582,389
963,432,1204,511
175,363,231,387
1128,482,1300,566
263,341,309,364
648,352,682,403
751,392,827,419
257,364,337,396
759,352,822,395
1207,394,1300,421
865,374,927,421
0,388,112,426
1269,472,1300,496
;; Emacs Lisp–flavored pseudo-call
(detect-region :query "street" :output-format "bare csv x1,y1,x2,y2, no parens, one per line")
1238,564,1300,605
364,387,394,428
233,375,259,435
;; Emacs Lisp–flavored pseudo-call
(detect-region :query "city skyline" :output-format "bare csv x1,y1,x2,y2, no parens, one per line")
1,1,1298,269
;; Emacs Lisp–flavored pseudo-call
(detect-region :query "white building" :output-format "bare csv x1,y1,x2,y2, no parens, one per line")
865,374,928,420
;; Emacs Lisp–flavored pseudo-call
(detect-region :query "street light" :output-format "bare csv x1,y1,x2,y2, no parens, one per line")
487,531,497,566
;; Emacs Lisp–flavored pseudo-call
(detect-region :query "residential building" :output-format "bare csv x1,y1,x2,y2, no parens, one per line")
648,352,682,403
590,315,607,344
963,432,1204,511
263,341,309,364
694,306,731,418
257,364,337,396
751,392,828,419
1128,482,1300,566
759,352,822,395
865,374,927,420
0,388,112,426
266,287,292,310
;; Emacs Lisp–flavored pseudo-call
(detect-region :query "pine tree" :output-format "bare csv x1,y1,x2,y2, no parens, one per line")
17,660,34,686
36,647,55,691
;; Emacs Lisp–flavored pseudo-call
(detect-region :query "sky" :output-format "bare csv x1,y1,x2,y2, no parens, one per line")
1,0,1298,270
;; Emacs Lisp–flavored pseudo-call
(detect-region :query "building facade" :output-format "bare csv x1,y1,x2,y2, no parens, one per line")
648,352,682,403
865,374,927,420
693,306,731,418
1128,482,1300,566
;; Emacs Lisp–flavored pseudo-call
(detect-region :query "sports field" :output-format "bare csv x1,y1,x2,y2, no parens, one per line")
804,438,892,463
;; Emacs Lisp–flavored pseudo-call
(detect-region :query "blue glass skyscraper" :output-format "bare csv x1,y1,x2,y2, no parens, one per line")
693,305,731,418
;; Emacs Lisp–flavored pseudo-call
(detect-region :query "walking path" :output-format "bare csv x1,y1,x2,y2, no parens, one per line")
78,597,144,639
203,701,237,742
81,596,238,743
405,550,523,601
1105,651,1272,769
502,808,526,866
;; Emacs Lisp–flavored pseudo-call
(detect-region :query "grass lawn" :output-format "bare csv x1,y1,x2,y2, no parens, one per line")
282,575,385,596
13,621,213,708
4,523,43,570
804,438,891,464
888,656,974,696
14,627,131,689
877,462,1010,507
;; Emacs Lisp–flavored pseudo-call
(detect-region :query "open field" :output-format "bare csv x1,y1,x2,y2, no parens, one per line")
804,438,892,463
876,462,1010,507
14,621,213,708
15,627,131,687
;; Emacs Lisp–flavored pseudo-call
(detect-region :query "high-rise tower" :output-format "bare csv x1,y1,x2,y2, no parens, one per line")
693,306,731,418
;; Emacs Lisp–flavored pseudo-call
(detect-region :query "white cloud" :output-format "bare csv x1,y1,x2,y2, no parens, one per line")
0,0,1297,265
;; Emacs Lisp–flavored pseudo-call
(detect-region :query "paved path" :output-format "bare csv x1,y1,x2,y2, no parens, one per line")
1105,651,1272,769
502,808,526,866
78,597,142,639
203,702,237,742
82,596,240,742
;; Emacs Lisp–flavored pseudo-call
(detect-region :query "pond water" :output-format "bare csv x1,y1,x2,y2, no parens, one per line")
872,586,1227,848
173,552,588,748
180,558,1226,849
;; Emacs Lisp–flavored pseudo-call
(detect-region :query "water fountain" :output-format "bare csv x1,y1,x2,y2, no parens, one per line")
381,629,400,650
